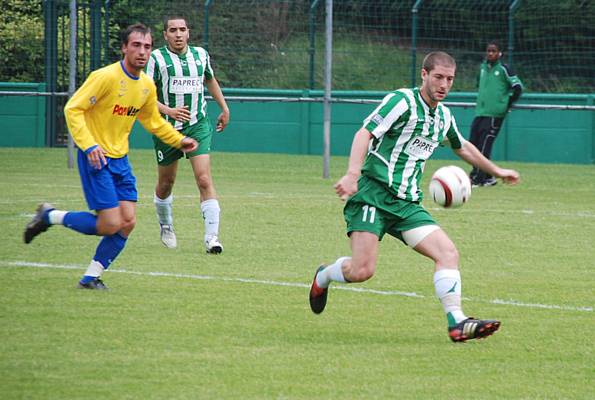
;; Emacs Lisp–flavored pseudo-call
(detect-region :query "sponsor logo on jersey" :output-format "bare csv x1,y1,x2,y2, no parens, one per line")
169,76,201,94
112,104,140,117
404,135,437,159
371,114,383,125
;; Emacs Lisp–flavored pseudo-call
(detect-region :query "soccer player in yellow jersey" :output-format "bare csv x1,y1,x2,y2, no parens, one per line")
23,24,197,290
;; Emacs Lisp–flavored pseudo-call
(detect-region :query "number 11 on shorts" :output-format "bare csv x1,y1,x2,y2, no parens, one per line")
362,205,376,223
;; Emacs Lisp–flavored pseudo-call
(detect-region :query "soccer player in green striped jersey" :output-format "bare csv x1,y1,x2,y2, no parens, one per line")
145,16,230,253
309,52,521,342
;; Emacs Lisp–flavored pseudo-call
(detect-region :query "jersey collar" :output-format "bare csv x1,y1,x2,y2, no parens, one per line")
416,87,437,114
119,60,140,80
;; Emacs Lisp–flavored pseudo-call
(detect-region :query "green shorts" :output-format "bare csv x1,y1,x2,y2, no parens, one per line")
343,175,437,243
153,119,213,166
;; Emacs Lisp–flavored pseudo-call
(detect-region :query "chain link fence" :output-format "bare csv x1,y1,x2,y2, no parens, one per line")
0,0,593,145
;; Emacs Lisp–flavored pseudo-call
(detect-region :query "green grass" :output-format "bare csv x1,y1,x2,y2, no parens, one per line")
0,148,594,399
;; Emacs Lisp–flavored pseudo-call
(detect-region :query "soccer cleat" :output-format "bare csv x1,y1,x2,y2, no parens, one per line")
448,317,501,342
77,278,109,290
23,202,54,244
482,177,498,187
205,236,223,254
471,178,498,188
160,224,177,248
309,265,328,314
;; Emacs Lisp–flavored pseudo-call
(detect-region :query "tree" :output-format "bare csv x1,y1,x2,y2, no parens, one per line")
0,0,44,82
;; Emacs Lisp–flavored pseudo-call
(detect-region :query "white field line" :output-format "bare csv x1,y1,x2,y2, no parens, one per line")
12,208,595,221
1,260,592,313
7,194,595,218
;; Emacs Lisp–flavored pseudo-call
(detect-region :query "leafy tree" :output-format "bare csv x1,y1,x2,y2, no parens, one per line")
0,0,44,82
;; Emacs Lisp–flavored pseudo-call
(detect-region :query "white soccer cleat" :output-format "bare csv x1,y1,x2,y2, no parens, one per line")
160,224,177,249
205,236,223,254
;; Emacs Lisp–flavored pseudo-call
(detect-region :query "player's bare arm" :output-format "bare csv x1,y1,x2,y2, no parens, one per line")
157,101,191,122
334,127,373,199
205,77,230,132
454,140,520,185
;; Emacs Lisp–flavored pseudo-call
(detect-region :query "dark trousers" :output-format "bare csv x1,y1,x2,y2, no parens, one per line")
468,116,504,184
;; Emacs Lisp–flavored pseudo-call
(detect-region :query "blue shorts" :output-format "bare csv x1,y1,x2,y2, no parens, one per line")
77,150,138,211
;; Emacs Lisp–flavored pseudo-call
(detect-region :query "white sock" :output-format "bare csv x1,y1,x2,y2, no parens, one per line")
84,260,104,278
154,193,173,225
201,199,220,240
316,257,349,288
48,210,67,225
434,268,467,326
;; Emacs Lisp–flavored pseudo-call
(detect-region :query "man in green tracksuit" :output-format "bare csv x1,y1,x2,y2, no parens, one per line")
469,40,523,187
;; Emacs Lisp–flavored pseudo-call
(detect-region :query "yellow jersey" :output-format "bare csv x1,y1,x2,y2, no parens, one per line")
64,61,185,158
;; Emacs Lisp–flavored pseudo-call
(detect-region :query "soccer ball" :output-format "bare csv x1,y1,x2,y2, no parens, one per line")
428,166,472,208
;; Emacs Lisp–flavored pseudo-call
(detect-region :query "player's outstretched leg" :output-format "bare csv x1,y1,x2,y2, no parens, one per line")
448,318,501,342
23,203,54,244
309,265,329,314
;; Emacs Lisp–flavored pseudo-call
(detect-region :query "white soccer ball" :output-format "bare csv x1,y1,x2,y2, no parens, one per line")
428,165,472,208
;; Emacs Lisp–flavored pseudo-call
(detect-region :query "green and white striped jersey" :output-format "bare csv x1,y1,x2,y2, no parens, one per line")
362,87,465,202
145,46,214,130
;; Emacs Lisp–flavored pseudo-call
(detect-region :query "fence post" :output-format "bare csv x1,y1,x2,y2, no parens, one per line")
90,0,102,70
508,0,521,69
44,0,58,147
104,1,111,65
67,0,77,169
588,95,595,164
204,0,213,50
411,0,423,87
308,0,320,89
322,0,332,179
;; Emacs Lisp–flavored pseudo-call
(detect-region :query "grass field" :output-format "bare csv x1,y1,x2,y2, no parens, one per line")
1,148,593,399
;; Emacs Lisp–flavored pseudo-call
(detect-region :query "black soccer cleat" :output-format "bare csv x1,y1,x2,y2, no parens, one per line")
448,317,501,342
77,278,109,290
23,202,54,244
309,265,328,314
482,177,498,187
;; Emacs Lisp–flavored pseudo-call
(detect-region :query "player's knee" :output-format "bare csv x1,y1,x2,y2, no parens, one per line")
195,173,213,190
120,216,136,236
97,219,122,236
348,259,376,282
439,245,460,267
157,177,175,193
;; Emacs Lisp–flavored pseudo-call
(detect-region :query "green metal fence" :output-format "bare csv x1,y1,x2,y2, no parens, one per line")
1,0,593,146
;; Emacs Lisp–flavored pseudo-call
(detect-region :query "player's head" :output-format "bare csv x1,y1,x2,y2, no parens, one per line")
120,23,153,74
163,16,189,54
420,51,456,107
121,23,152,47
486,40,502,62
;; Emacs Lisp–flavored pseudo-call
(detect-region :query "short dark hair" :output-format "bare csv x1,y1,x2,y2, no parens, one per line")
422,51,456,72
121,23,152,46
487,40,502,51
163,16,188,31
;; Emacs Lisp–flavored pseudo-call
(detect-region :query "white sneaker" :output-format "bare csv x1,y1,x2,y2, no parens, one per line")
205,236,223,254
160,224,177,248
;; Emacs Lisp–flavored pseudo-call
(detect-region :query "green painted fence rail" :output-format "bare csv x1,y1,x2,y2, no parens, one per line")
1,86,593,164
